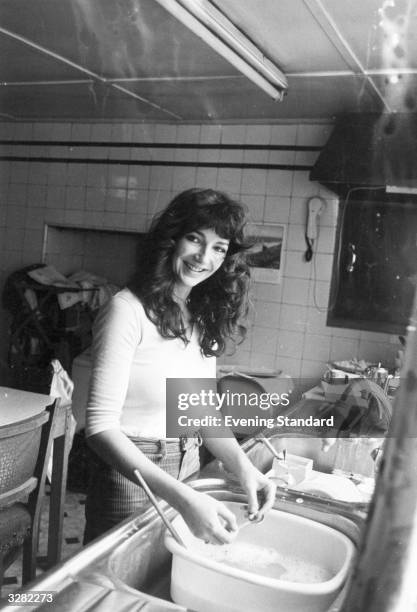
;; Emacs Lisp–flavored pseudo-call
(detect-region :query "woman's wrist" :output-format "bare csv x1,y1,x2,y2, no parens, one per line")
165,479,198,514
203,436,255,480
227,452,257,482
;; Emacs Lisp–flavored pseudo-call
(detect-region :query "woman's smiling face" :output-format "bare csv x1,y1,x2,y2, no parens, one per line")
172,227,229,294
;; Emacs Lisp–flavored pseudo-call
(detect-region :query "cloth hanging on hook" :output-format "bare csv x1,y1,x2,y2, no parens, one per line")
47,359,77,482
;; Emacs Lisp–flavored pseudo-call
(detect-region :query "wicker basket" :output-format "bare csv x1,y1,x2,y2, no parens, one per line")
0,411,49,496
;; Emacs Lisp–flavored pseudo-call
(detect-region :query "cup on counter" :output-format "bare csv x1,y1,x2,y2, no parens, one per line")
272,454,313,486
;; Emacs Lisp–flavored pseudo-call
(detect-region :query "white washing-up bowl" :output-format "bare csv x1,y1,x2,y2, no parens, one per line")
164,501,355,612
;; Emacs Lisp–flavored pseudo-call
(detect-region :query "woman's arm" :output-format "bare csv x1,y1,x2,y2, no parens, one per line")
87,429,192,509
202,433,276,517
87,429,238,543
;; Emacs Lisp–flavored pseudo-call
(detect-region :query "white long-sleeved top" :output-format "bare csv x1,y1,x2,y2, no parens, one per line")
85,288,216,439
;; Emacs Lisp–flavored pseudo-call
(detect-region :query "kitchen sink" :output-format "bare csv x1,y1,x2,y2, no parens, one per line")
100,432,372,609
104,480,364,611
0,478,366,612
0,428,370,612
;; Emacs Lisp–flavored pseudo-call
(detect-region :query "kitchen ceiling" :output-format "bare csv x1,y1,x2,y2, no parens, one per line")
0,0,416,123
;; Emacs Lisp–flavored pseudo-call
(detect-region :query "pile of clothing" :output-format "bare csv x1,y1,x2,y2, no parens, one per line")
2,263,119,391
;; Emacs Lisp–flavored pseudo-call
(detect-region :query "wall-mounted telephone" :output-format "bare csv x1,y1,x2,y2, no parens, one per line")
305,196,326,261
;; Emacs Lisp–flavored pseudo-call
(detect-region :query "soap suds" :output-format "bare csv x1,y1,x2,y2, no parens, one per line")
192,540,332,583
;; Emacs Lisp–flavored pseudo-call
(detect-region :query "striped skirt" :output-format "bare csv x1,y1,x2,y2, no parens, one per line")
83,436,201,544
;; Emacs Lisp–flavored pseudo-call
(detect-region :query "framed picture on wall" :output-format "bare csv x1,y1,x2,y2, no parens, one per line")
246,223,286,284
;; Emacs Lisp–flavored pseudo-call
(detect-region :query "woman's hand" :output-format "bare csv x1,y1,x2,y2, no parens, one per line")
178,489,239,545
237,465,277,518
201,436,277,520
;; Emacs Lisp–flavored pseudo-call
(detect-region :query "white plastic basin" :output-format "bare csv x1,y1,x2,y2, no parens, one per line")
164,502,355,612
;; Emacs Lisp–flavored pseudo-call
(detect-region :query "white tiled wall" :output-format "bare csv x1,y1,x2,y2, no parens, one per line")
0,121,400,388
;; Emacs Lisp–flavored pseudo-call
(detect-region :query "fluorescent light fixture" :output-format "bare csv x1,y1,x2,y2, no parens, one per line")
153,0,287,101
386,185,417,194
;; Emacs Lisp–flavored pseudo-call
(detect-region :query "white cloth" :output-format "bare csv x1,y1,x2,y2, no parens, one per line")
48,359,77,482
85,288,216,439
50,358,74,405
67,270,120,310
27,265,80,309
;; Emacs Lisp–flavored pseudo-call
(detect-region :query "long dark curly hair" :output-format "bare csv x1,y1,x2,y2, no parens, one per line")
128,188,251,357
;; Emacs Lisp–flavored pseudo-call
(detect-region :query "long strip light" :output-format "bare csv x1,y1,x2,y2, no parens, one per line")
153,0,287,101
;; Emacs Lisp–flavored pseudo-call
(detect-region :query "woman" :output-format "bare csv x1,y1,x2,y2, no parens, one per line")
84,188,276,545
